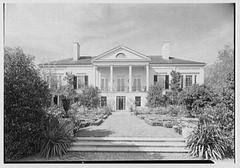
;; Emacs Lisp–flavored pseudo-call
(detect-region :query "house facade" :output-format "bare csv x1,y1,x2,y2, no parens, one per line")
39,43,206,111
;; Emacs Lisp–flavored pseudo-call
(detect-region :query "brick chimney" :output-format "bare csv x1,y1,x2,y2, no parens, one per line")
73,42,80,61
161,41,171,59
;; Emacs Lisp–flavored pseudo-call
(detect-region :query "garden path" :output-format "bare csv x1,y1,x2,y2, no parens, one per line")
75,111,182,138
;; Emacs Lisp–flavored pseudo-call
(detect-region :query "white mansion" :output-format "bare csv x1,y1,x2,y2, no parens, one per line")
39,43,206,111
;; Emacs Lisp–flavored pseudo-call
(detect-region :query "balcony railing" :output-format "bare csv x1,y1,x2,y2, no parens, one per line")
100,86,147,92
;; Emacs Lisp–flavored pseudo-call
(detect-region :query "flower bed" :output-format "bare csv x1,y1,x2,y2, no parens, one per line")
47,104,112,136
133,106,198,138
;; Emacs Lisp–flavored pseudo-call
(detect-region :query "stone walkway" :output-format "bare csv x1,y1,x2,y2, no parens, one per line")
75,111,182,138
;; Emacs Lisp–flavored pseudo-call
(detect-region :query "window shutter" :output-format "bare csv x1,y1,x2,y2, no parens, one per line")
165,75,169,89
73,76,77,89
154,75,158,84
85,75,88,86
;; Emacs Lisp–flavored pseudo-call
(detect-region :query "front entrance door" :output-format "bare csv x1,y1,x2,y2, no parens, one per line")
116,96,126,110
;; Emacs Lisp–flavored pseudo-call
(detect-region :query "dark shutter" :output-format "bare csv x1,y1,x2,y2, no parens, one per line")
85,75,88,86
180,75,183,88
73,76,77,89
165,75,169,89
154,75,158,85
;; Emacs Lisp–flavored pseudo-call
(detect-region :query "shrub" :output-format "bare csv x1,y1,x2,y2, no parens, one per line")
187,124,232,160
147,84,170,107
39,114,73,158
78,86,100,109
61,97,71,118
178,84,216,117
4,47,51,160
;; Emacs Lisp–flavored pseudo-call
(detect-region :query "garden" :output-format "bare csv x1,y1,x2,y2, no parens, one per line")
131,44,234,160
4,47,112,160
4,44,234,161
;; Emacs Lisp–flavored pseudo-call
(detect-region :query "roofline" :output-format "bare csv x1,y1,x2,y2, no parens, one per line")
92,45,151,62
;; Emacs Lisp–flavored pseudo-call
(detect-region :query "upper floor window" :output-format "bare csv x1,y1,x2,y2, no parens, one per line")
154,74,169,89
116,53,126,58
101,78,109,91
186,75,193,87
133,78,141,91
73,75,88,89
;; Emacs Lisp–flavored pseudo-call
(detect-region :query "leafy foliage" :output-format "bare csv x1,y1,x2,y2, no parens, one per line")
39,114,73,158
178,84,216,116
187,124,232,160
204,44,234,92
4,47,51,160
78,86,100,109
146,84,170,107
169,71,182,105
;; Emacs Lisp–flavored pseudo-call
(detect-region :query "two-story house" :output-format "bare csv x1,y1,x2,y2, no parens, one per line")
39,43,206,111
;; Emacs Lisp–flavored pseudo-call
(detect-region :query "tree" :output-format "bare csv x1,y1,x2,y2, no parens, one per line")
178,84,216,117
4,47,51,160
204,44,234,91
169,70,182,104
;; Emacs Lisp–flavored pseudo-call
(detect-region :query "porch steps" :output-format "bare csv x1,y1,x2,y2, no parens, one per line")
69,137,189,153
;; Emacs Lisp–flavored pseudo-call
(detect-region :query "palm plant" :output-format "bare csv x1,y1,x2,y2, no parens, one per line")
39,115,74,158
186,122,232,160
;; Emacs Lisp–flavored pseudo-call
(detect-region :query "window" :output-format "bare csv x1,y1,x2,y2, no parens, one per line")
53,95,58,105
77,76,85,89
73,76,77,89
153,74,169,89
101,78,109,91
117,78,125,91
180,75,183,88
135,96,141,107
101,96,107,107
73,75,88,89
186,75,193,87
165,75,169,89
133,78,141,91
116,53,126,58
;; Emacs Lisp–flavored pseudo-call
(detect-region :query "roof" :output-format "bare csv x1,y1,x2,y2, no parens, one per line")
39,56,205,66
39,56,93,66
149,56,206,65
39,46,206,66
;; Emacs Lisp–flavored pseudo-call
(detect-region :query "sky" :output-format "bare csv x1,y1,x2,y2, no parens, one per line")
5,3,234,65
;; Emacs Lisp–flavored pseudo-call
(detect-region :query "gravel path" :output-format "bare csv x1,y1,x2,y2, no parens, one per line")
75,111,182,138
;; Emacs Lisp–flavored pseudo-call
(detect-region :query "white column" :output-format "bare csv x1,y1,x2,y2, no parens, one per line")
129,65,132,92
146,64,149,91
98,67,101,88
110,65,113,91
93,65,97,87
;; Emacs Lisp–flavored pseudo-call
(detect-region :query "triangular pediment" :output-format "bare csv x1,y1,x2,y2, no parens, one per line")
92,46,151,62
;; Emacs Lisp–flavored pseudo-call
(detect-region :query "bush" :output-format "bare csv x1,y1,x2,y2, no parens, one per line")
178,84,216,117
4,47,51,160
147,84,170,107
78,86,100,109
187,124,232,160
61,97,71,118
39,114,73,158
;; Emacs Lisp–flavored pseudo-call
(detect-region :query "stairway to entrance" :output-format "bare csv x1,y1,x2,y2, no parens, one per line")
69,137,188,153
72,111,188,153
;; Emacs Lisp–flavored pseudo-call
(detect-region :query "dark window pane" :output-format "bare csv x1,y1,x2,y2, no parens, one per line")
135,96,141,107
85,75,88,86
101,96,107,107
73,76,77,89
154,75,158,85
165,75,169,89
